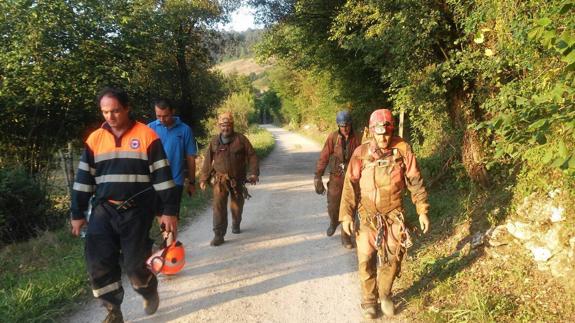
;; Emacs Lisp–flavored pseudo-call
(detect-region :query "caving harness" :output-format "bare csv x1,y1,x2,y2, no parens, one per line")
211,172,252,200
209,134,252,200
359,146,413,274
330,131,352,177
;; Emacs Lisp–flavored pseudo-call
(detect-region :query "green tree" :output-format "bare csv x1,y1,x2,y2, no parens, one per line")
0,0,238,174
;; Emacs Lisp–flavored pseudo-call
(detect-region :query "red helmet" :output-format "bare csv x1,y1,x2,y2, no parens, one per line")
147,241,186,275
369,109,394,135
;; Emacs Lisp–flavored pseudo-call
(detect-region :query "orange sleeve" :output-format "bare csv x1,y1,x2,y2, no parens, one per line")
315,132,335,176
400,142,429,216
338,145,364,222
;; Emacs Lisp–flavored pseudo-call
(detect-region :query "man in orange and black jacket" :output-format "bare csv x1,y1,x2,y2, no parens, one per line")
70,87,179,322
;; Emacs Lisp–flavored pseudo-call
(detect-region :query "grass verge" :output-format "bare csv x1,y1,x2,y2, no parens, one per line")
246,124,276,158
0,229,88,322
0,125,275,322
396,181,575,322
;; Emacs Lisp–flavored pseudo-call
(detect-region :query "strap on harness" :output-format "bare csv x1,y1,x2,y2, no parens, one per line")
372,211,412,276
214,173,252,200
331,132,351,176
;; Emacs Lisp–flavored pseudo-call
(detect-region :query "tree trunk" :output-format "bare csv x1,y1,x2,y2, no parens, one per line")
59,142,75,196
175,23,193,116
449,82,490,188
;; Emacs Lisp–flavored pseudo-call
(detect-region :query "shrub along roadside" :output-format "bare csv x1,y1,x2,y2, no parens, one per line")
246,125,276,158
0,126,275,323
0,167,54,244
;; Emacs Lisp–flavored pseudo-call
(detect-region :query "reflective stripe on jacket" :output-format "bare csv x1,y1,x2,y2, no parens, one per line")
71,121,178,219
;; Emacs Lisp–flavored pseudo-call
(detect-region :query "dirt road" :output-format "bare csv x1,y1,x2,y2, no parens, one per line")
66,125,367,323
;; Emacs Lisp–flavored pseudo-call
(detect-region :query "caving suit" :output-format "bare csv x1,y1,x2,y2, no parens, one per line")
200,132,259,238
316,130,360,243
71,121,179,309
339,136,429,307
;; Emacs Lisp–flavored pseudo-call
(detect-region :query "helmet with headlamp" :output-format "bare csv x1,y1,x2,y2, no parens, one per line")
336,110,352,127
368,109,394,135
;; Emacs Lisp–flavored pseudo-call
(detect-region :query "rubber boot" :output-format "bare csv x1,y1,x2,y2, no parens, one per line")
380,295,395,317
361,304,379,319
326,222,338,237
341,228,354,249
143,290,159,315
210,235,225,246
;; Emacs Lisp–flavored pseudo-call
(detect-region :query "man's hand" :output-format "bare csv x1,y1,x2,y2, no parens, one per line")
314,175,325,195
71,218,87,237
341,220,354,236
186,181,196,196
159,215,178,239
199,181,207,191
247,175,259,185
419,213,430,234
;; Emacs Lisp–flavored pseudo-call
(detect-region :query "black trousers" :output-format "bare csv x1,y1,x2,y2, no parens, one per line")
85,202,157,308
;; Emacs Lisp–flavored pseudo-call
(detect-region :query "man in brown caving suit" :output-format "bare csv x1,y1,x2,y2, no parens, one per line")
339,108,431,319
200,112,259,246
314,110,361,249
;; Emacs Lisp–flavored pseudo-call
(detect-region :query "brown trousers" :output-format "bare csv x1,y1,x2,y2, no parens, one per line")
327,174,352,243
356,218,403,306
212,180,245,237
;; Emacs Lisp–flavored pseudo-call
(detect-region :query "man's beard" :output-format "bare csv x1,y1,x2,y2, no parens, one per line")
221,130,233,138
220,131,233,144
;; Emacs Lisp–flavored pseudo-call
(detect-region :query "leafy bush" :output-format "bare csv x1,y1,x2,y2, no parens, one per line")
246,125,276,159
201,90,257,136
0,167,52,244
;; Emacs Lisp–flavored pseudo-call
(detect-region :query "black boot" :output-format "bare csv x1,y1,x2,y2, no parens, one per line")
143,290,159,315
326,223,338,236
210,235,225,246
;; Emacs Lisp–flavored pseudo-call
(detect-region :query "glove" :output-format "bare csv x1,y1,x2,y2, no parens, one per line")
418,213,430,234
341,220,354,236
314,175,326,195
247,174,259,185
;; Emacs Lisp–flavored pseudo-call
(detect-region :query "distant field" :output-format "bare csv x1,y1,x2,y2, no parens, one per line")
214,58,271,76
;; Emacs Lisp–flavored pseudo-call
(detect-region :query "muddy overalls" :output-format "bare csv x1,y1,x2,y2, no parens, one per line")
200,132,259,239
316,130,360,244
339,137,429,308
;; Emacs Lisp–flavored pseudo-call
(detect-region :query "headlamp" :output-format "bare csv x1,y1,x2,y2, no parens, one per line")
372,122,391,135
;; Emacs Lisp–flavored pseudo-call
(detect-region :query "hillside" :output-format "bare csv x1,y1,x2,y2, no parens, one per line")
214,58,271,76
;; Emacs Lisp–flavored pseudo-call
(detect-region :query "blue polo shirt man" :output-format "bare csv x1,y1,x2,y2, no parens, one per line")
148,99,197,208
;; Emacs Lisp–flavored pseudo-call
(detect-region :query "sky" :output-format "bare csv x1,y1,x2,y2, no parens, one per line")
221,6,262,32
